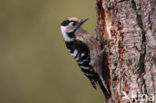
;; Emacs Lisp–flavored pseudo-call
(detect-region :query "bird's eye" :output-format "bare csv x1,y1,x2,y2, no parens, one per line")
72,22,76,26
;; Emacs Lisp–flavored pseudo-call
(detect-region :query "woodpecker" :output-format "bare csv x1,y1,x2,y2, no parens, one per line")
60,17,110,99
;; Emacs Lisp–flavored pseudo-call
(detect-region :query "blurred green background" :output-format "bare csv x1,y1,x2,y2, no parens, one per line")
0,0,104,103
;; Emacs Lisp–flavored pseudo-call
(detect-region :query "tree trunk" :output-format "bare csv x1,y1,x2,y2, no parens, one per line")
96,0,156,102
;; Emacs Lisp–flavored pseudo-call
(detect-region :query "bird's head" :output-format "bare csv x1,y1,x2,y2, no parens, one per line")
60,17,88,41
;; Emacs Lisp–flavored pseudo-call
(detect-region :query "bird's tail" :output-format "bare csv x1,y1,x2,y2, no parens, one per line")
97,74,111,100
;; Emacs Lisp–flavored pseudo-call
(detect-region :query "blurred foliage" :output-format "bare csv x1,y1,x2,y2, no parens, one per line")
0,0,104,103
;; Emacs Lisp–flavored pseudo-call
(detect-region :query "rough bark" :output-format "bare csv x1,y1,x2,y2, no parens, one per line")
96,0,156,102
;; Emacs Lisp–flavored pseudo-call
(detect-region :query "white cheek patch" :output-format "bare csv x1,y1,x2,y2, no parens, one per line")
60,26,74,42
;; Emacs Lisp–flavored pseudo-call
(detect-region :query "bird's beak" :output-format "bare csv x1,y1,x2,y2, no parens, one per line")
74,18,88,32
79,18,88,26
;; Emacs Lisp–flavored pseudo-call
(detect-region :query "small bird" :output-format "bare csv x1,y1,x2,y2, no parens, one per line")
60,17,110,99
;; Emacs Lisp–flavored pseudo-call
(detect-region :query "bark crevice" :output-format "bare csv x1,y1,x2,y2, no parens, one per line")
96,0,156,102
131,0,147,95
